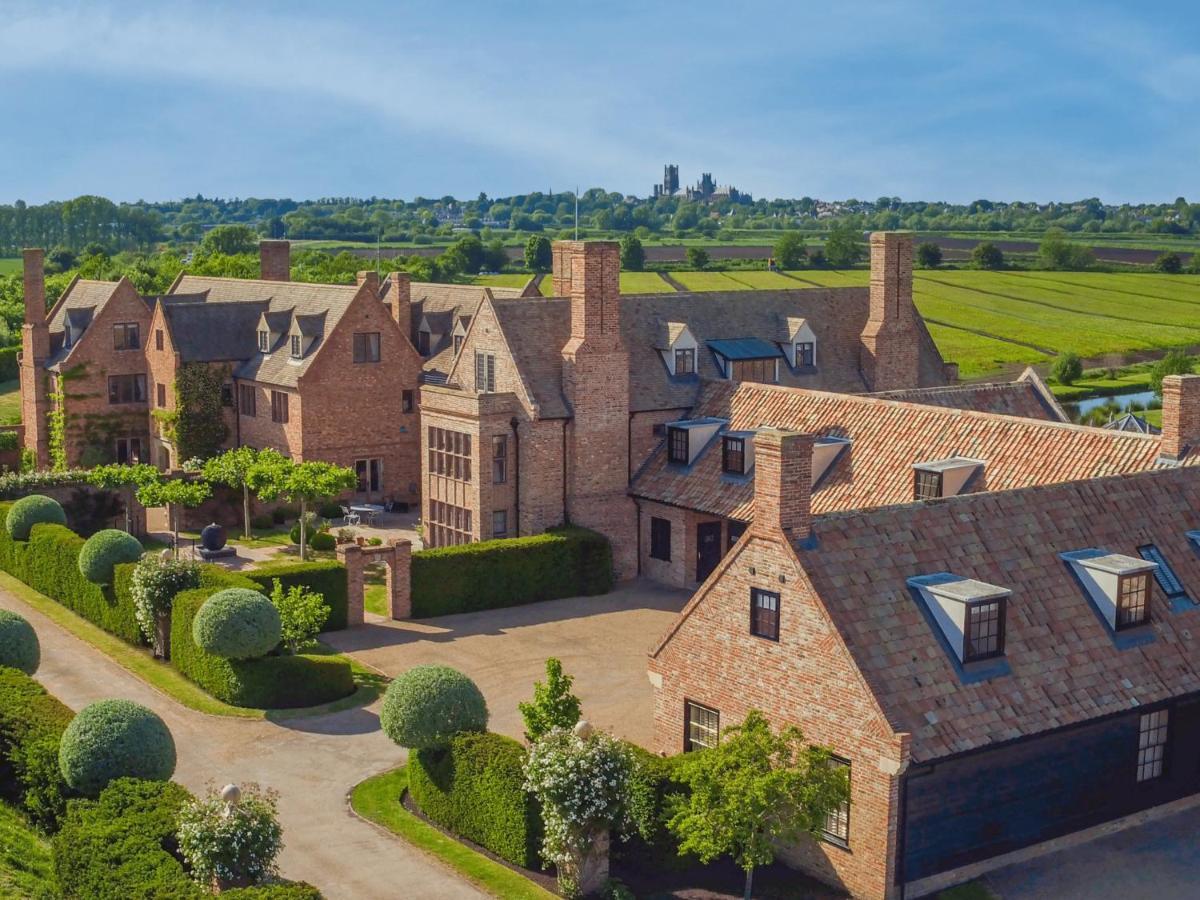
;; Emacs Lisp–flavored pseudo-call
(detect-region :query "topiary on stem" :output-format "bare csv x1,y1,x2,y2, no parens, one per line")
380,665,488,749
0,609,40,674
77,528,144,585
192,588,281,660
58,699,176,796
6,494,66,541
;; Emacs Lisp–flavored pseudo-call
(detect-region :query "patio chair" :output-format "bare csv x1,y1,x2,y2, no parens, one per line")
341,506,361,527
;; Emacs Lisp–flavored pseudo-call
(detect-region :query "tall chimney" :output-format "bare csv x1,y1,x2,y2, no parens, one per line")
387,271,411,332
23,248,44,325
751,428,813,542
860,231,919,391
356,270,380,293
260,240,290,282
551,243,573,296
1160,374,1200,461
559,241,622,354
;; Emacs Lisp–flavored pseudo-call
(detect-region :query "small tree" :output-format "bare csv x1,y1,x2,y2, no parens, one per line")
525,235,552,272
519,658,582,741
686,246,710,270
667,710,849,900
1050,351,1084,386
619,234,645,271
972,241,1005,269
773,231,807,269
246,455,355,560
136,477,212,556
916,241,943,268
201,447,260,539
1150,348,1195,395
1156,252,1184,274
269,578,329,654
86,463,160,535
823,223,865,268
177,783,283,891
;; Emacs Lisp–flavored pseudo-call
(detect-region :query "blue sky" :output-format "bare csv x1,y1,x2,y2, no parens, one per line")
0,0,1196,204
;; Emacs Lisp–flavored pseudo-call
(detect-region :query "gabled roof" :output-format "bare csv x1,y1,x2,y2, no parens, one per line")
483,286,950,418
631,379,1184,521
796,465,1200,762
1105,412,1161,435
868,368,1068,423
161,301,268,362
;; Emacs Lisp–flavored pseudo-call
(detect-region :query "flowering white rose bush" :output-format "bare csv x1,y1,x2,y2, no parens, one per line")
129,555,201,656
177,783,284,889
523,727,633,897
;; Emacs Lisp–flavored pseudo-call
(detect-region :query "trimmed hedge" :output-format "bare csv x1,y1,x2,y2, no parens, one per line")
0,666,75,831
245,560,348,631
620,743,694,867
0,610,39,674
77,529,144,585
409,731,543,869
58,699,176,796
380,665,488,750
192,588,281,660
411,526,612,617
171,582,354,709
6,495,67,541
53,777,322,899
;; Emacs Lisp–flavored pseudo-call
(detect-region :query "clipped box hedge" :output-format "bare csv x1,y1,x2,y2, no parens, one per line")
0,666,75,831
245,560,349,632
409,731,543,869
411,526,613,618
171,577,354,710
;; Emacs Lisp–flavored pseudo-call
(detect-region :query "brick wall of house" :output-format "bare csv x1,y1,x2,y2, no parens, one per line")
636,499,736,589
237,382,303,457
648,533,906,900
628,408,687,479
298,284,424,504
1160,374,1200,461
57,280,153,467
144,304,179,469
860,232,920,392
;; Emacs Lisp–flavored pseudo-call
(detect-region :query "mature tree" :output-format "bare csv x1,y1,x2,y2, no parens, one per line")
672,204,699,235
667,710,849,900
201,447,261,539
525,235,552,272
1155,252,1184,274
247,457,355,559
136,477,213,556
773,231,807,269
441,234,484,275
971,241,1005,269
199,224,258,257
619,234,645,272
1050,351,1083,385
482,239,508,273
822,223,865,268
686,247,710,270
1150,348,1195,395
1039,228,1094,270
519,658,582,741
916,241,943,268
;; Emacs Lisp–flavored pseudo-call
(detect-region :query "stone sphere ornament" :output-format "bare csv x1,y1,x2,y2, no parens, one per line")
573,719,594,740
200,523,228,552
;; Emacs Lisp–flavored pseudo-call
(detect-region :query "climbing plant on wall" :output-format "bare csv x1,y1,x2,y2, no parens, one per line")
173,363,229,461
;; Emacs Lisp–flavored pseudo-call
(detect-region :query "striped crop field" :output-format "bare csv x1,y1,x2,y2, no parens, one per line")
470,273,536,290
620,272,676,293
671,271,751,291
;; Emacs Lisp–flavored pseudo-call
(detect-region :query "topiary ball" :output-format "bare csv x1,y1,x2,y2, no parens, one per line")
77,529,144,585
310,531,336,552
380,665,488,749
6,495,66,541
0,610,39,674
58,698,176,795
192,588,281,660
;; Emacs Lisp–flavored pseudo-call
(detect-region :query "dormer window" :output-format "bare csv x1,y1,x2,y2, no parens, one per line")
795,341,814,367
454,335,464,355
417,330,431,356
675,348,695,375
1116,572,1151,629
290,335,302,358
908,574,1011,670
1062,550,1157,638
912,457,985,500
722,436,746,474
779,317,817,369
708,339,781,385
258,330,270,352
668,427,689,464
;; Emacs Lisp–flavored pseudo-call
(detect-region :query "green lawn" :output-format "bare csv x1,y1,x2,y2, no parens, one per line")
619,272,675,293
0,259,21,277
469,273,536,290
672,271,750,291
0,801,54,899
0,380,19,426
351,767,556,900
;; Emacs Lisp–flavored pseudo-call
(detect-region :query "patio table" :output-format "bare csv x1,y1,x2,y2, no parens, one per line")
350,504,385,526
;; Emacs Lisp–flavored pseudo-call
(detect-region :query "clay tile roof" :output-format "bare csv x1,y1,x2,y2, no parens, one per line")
797,465,1200,762
868,368,1068,422
631,379,1183,521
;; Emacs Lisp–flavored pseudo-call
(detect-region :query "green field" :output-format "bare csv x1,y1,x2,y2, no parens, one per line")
539,271,675,296
469,273,536,290
0,259,19,276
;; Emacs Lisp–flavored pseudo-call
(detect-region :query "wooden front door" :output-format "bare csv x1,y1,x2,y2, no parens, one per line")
696,521,723,582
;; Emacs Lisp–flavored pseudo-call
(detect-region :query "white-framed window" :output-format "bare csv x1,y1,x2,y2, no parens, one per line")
1137,709,1169,782
684,701,719,752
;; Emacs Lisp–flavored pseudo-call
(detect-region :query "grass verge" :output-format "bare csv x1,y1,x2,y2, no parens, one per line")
0,570,384,720
350,767,555,900
0,379,19,426
0,800,54,899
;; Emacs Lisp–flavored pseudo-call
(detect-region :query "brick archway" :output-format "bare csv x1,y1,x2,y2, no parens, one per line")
336,540,412,625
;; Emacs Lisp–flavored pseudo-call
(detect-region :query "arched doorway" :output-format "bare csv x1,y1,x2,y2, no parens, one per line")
336,539,412,625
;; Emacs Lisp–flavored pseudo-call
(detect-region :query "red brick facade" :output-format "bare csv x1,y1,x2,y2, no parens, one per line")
1160,374,1200,461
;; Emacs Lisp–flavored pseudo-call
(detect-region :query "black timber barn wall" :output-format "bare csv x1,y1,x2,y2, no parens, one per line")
900,696,1200,883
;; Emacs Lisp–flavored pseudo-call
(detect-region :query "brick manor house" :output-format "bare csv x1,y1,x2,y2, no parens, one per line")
17,242,534,504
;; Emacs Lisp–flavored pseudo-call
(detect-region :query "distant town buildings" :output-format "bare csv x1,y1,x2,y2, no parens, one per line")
652,164,747,202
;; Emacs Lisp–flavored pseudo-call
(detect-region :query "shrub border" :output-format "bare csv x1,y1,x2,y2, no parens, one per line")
349,767,555,900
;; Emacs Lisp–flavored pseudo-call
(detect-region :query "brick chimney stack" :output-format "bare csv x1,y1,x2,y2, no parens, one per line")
556,240,635,577
860,232,919,391
259,240,290,282
751,429,814,543
1160,374,1200,461
20,249,50,467
387,271,411,332
356,270,380,293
